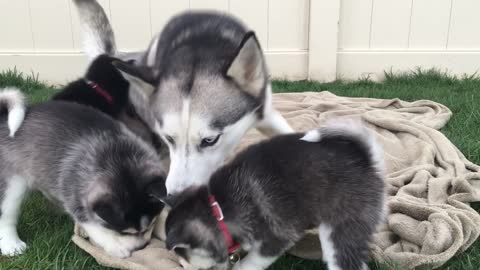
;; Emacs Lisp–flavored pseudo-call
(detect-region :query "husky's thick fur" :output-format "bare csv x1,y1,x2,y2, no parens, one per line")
73,0,294,194
164,120,387,270
0,88,167,258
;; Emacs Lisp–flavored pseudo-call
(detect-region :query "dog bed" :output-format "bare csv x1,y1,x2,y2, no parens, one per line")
72,91,480,270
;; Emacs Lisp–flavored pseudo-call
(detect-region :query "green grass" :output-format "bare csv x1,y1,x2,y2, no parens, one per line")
0,68,479,270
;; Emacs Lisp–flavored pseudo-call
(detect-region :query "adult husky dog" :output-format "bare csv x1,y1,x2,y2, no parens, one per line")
73,0,294,194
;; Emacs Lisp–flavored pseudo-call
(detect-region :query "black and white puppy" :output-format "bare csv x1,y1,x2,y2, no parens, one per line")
52,54,167,158
164,119,387,270
0,87,167,258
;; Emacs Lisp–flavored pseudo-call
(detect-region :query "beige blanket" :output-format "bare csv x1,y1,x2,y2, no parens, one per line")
73,91,480,270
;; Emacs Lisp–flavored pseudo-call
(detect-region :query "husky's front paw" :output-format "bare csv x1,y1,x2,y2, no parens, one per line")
0,236,27,256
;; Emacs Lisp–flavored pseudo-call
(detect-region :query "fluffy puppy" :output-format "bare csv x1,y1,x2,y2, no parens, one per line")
0,88,167,258
165,119,387,270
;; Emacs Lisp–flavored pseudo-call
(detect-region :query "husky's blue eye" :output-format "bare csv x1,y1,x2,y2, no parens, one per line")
200,134,221,148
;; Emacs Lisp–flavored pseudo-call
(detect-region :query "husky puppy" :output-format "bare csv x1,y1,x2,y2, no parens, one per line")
52,54,167,159
164,120,387,270
0,88,167,258
73,0,294,195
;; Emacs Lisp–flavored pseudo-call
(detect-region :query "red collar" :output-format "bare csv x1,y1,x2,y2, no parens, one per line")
209,195,241,254
84,79,114,105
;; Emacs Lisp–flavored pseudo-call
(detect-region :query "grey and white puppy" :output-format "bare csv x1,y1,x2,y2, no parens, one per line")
0,88,167,258
73,0,294,195
165,120,387,270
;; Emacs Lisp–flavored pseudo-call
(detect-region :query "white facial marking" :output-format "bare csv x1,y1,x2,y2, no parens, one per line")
318,223,340,270
0,175,28,256
161,99,258,194
81,222,148,258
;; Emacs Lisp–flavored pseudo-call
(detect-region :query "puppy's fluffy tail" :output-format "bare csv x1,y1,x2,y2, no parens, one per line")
301,118,385,175
0,87,26,137
73,0,117,58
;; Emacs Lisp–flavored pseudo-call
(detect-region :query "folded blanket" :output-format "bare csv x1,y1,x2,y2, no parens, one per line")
73,91,480,270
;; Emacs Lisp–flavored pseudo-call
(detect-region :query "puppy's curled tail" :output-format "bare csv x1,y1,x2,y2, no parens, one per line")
0,87,26,137
301,118,385,175
73,0,117,58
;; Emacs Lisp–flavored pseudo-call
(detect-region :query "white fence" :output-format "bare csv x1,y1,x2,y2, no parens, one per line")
0,0,479,84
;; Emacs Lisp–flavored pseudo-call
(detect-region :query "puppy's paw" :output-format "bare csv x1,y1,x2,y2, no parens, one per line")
104,244,132,259
118,234,149,251
103,235,148,258
0,236,27,256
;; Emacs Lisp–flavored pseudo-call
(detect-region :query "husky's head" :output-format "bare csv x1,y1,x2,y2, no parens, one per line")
164,187,229,270
113,12,269,194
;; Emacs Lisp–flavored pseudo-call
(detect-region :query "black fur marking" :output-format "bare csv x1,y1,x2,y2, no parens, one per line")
53,55,129,118
52,54,166,154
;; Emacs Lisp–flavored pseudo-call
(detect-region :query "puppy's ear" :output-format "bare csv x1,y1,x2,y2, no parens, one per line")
113,60,157,97
225,31,267,97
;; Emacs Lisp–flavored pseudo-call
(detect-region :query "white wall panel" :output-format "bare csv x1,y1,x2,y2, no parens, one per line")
2,0,480,83
338,0,373,50
409,0,451,49
370,0,413,49
109,0,151,51
448,0,480,49
229,0,269,48
0,0,34,51
267,0,309,50
29,0,74,51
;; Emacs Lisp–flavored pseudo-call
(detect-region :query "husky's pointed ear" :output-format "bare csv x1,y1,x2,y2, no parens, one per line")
226,32,267,97
113,60,157,97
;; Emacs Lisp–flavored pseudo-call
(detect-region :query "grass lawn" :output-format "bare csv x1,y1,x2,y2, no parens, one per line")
0,69,479,270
